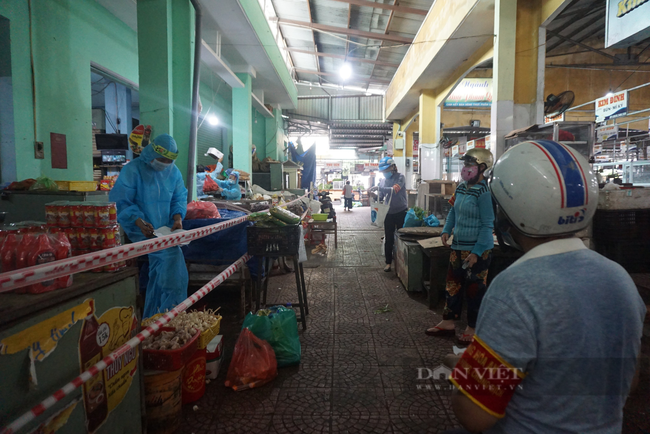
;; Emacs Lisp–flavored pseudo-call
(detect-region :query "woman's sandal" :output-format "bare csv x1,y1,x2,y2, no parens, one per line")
425,326,456,337
456,333,474,345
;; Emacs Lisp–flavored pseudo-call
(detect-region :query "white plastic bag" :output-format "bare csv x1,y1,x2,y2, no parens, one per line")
298,226,308,263
371,192,392,227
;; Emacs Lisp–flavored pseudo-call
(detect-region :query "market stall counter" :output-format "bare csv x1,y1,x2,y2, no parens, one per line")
0,269,144,434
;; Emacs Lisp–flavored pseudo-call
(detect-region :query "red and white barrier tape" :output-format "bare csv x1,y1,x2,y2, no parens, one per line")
0,194,307,293
1,253,251,434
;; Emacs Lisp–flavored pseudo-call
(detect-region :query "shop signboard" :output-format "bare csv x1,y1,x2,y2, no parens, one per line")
596,125,619,143
466,140,475,151
325,162,342,170
444,78,492,107
544,113,565,124
595,91,628,123
605,0,650,48
364,162,379,171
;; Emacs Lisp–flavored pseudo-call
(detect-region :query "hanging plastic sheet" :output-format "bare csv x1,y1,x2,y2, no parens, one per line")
289,143,316,189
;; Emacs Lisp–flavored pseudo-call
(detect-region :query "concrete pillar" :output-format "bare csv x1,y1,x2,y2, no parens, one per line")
491,0,546,158
232,73,252,174
265,108,282,160
490,0,517,158
419,90,441,180
514,0,544,127
137,0,194,183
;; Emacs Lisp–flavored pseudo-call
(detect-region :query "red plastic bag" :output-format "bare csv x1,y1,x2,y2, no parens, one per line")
225,328,277,391
186,201,222,220
203,175,219,192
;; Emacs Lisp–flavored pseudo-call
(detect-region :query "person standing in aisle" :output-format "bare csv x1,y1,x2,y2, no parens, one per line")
343,181,354,211
375,157,407,272
110,134,189,318
443,140,645,434
426,148,494,344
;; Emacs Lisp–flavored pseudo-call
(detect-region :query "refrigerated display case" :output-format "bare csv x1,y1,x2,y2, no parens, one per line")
505,121,595,160
593,160,650,186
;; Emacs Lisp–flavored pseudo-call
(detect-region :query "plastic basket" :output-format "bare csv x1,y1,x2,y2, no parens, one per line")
198,316,222,349
55,181,98,192
593,209,650,243
312,213,329,221
143,327,200,371
247,225,301,256
595,240,650,274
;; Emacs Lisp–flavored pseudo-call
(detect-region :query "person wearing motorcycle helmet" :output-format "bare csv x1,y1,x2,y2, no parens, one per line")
444,141,644,434
426,147,495,344
371,156,408,272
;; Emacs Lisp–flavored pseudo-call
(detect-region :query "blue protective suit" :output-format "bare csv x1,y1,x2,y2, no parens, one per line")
109,134,189,318
215,171,242,200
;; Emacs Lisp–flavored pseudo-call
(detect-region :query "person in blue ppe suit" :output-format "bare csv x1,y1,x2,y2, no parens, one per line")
109,134,189,318
215,170,242,200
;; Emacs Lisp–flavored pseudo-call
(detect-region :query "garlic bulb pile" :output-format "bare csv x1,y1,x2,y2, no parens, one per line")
142,309,220,351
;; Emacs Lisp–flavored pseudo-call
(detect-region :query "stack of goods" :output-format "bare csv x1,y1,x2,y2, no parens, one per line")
45,201,126,272
142,310,222,404
0,222,73,293
99,175,118,191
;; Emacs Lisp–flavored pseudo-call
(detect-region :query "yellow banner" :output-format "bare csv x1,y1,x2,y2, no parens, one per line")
0,299,93,362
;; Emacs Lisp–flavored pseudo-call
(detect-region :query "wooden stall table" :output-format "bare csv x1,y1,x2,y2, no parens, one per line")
307,218,338,248
0,269,144,434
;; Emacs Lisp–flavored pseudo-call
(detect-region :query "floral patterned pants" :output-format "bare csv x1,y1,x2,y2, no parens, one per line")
442,249,492,328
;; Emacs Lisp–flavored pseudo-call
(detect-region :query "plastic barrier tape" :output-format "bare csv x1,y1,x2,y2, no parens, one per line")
0,194,307,293
1,254,250,434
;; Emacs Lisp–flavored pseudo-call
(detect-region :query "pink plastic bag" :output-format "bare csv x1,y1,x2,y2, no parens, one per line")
225,328,277,391
186,201,221,220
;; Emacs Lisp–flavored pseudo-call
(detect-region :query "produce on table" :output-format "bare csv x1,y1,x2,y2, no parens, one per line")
142,310,220,350
413,206,428,221
269,207,301,225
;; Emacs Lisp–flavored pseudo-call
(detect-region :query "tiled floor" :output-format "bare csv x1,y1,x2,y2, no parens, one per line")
181,204,650,434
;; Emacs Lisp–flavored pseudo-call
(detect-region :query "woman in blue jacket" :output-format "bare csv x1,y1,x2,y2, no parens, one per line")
425,148,494,344
215,170,242,200
110,134,189,318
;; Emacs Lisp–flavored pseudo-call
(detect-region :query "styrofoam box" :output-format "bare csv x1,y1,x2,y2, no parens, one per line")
598,189,650,210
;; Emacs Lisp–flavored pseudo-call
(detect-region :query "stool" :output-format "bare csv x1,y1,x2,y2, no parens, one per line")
254,255,308,330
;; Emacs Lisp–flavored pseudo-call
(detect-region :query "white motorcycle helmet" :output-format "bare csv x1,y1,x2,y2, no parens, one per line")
490,140,598,245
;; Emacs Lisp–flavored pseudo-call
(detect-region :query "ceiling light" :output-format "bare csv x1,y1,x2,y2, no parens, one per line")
208,115,219,126
340,63,352,80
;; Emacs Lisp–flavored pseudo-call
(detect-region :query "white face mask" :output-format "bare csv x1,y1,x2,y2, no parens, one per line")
150,159,172,172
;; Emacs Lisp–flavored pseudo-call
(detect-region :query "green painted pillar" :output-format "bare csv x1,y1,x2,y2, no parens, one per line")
137,0,194,185
265,110,276,161
232,73,252,174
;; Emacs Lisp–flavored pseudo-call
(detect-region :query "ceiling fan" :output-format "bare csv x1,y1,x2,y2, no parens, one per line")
544,90,575,117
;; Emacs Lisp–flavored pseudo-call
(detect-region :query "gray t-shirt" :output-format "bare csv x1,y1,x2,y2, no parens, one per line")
477,239,645,434
378,173,408,214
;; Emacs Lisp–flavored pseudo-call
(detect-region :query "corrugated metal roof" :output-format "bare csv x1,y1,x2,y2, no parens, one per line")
271,0,435,95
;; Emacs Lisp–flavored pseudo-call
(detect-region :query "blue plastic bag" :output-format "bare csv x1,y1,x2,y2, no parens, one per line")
403,208,422,228
424,214,440,227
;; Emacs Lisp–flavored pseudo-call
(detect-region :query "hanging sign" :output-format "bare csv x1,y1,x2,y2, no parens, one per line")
444,79,493,107
544,113,565,124
324,162,342,170
605,0,650,48
79,305,138,433
595,91,628,123
596,125,619,143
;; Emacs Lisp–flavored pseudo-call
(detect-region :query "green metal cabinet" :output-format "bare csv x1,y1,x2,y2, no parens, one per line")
0,270,143,434
394,234,425,292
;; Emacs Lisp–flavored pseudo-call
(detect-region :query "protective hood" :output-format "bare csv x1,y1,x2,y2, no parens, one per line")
230,171,240,184
141,134,179,164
